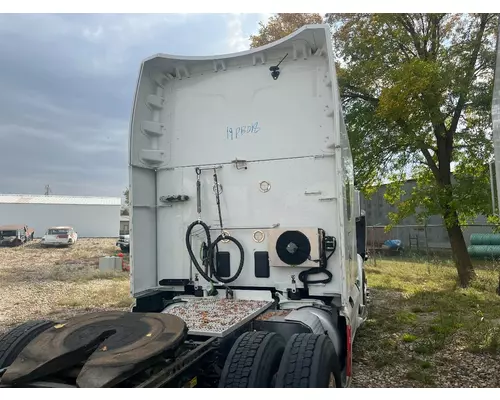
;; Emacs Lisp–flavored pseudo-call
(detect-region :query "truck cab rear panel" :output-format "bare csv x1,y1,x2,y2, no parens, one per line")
129,25,359,308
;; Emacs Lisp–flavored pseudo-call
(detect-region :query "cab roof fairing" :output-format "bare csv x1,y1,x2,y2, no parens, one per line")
127,24,335,165
140,24,332,67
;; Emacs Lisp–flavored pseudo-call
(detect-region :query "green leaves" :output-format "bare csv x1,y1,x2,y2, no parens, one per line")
252,13,498,285
249,14,324,48
378,59,446,127
331,14,497,217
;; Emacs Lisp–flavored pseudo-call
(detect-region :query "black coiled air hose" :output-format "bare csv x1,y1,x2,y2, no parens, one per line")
298,267,333,290
298,232,336,290
185,220,244,284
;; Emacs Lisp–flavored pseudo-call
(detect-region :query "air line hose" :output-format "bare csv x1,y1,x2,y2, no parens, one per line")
185,168,245,285
185,221,244,284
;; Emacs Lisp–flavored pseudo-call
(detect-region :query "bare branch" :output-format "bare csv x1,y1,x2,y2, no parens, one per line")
429,14,445,60
398,14,425,59
342,91,380,106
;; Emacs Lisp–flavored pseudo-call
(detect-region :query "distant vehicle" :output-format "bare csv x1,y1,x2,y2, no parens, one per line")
116,234,129,253
0,225,34,247
41,226,78,247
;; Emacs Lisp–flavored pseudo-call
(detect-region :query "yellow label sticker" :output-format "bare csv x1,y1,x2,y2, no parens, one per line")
184,376,197,388
53,324,65,329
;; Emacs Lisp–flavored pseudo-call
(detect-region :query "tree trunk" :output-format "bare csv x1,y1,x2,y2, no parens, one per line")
445,210,475,288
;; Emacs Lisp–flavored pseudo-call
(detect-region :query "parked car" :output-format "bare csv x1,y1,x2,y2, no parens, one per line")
0,225,34,247
41,226,78,247
116,234,129,253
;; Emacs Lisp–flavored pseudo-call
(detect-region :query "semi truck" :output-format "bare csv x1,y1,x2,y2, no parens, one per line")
0,24,369,388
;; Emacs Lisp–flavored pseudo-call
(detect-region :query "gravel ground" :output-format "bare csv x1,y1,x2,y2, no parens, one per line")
0,238,131,335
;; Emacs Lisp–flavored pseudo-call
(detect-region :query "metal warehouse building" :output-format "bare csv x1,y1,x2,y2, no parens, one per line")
0,194,121,238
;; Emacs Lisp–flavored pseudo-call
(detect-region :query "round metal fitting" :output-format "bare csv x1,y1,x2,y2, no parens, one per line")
213,183,223,194
253,230,265,243
259,181,271,193
221,230,231,243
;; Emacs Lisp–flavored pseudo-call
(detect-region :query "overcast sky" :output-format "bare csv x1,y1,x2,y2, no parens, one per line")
0,13,270,197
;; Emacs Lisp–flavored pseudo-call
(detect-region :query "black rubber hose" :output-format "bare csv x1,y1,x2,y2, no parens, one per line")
298,267,333,290
186,220,217,284
185,220,245,284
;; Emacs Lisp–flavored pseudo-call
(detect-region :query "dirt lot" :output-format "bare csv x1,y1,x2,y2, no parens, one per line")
0,238,131,335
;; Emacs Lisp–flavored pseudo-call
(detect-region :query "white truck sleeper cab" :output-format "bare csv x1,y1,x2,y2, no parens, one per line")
0,24,368,389
129,24,368,387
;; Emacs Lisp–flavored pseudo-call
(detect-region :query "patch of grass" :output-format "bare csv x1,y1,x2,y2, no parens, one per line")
427,313,463,346
365,257,500,356
395,311,417,324
405,357,436,385
414,339,440,355
354,312,402,368
405,368,435,385
402,333,418,343
372,351,397,368
411,306,425,313
47,264,128,282
114,297,135,308
466,322,500,354
57,280,131,309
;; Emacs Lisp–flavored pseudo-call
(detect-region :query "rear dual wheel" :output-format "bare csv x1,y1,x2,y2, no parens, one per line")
275,333,342,388
219,331,342,388
219,331,285,388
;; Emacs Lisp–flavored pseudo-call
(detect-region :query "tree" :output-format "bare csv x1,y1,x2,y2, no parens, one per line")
250,13,324,48
123,187,130,206
253,13,498,287
328,13,498,287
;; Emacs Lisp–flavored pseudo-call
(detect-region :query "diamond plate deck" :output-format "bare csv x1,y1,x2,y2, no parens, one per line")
162,298,273,337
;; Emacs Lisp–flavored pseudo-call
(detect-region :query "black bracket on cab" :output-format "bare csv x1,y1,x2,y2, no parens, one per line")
160,195,190,203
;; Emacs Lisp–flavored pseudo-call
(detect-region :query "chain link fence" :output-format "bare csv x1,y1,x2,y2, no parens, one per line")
367,224,500,262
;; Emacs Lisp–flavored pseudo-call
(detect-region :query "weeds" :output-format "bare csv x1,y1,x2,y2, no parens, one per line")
354,256,500,387
395,311,417,324
365,257,500,356
406,368,435,385
47,264,128,282
353,256,500,387
57,281,132,309
402,333,418,342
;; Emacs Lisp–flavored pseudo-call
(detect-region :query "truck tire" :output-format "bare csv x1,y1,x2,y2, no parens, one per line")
219,331,285,388
275,333,342,388
0,320,54,369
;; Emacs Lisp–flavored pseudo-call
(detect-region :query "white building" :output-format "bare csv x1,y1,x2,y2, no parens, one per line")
120,215,130,235
0,194,121,238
